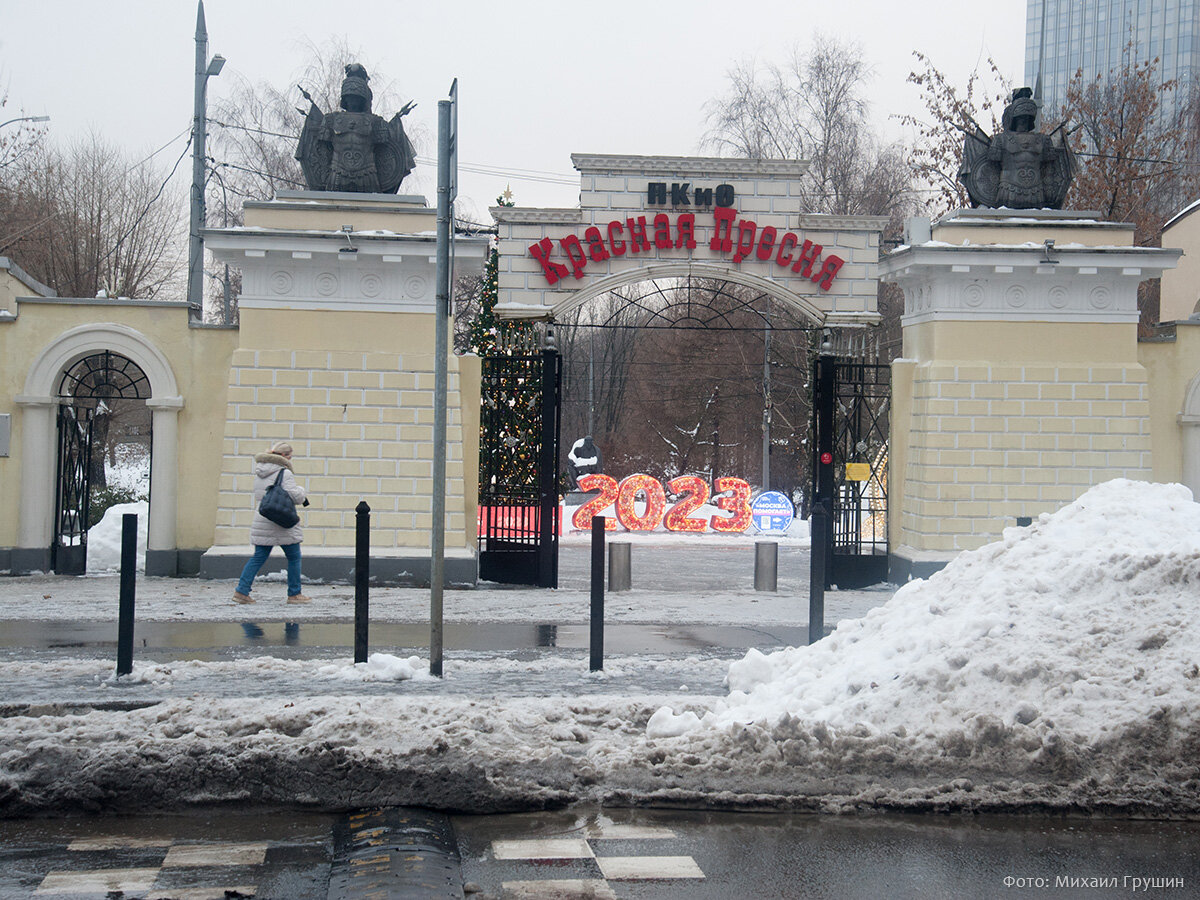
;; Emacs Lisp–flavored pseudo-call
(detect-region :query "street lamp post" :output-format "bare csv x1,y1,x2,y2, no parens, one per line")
0,115,50,131
187,0,224,322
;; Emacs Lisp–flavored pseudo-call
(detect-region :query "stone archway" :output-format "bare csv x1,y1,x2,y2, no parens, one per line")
491,154,888,327
15,324,184,574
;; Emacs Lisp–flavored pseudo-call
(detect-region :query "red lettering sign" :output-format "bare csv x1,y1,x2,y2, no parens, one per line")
526,209,845,291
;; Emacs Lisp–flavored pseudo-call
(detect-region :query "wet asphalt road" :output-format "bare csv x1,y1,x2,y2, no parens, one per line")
3,806,1199,899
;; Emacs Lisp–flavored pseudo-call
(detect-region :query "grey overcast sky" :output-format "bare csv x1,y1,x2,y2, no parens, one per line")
0,0,1025,222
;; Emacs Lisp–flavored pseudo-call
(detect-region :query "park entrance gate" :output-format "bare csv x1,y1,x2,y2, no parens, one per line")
812,354,890,589
478,349,562,588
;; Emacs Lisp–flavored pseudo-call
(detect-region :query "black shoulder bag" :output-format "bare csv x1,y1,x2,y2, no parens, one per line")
259,469,300,528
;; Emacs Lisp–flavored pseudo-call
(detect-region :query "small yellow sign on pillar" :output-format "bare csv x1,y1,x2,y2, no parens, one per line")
845,463,871,482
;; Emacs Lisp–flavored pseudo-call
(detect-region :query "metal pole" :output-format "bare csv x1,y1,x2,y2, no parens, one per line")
588,329,595,435
808,499,827,644
537,346,559,589
430,97,451,678
188,2,210,322
609,542,631,592
354,501,370,664
754,541,777,592
116,513,137,676
762,297,771,491
590,515,605,671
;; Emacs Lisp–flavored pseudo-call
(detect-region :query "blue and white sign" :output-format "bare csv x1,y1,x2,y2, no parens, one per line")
751,491,795,533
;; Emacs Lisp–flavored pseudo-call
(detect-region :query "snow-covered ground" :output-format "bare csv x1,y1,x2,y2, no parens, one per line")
2,480,1199,818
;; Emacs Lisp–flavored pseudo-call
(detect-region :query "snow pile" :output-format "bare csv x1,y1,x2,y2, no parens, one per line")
642,480,1200,807
4,481,1200,817
85,500,149,574
318,653,431,682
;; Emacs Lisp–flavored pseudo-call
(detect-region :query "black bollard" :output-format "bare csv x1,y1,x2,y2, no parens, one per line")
590,515,605,671
116,513,137,676
808,499,829,645
354,501,370,664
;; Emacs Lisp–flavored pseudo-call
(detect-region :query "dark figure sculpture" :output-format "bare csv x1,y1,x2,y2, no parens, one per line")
568,435,603,489
296,64,416,193
959,87,1075,209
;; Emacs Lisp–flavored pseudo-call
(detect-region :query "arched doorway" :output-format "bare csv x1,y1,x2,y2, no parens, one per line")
52,351,151,574
16,324,183,576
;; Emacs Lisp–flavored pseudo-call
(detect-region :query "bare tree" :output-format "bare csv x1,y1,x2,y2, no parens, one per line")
0,132,186,299
704,34,913,219
899,51,1011,215
1065,48,1197,244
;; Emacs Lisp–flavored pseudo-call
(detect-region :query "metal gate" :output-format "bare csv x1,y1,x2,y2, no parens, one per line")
478,349,562,587
53,350,152,575
812,355,890,589
53,404,94,575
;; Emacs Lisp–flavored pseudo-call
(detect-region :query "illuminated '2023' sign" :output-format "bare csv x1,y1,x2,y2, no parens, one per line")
571,474,752,533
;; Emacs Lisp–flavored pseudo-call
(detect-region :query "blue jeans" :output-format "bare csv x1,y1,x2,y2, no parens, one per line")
237,543,302,596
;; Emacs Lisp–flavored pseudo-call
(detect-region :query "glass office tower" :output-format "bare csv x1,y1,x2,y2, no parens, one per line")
1025,0,1200,115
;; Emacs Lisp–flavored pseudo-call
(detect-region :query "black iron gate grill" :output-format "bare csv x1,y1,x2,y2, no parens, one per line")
479,350,561,587
53,404,94,576
813,357,890,589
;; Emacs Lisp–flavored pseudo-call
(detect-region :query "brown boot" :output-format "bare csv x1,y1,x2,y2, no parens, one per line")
232,591,253,604
287,593,312,604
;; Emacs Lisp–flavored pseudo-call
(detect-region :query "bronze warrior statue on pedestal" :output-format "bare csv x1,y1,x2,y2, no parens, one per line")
296,63,417,193
959,87,1075,210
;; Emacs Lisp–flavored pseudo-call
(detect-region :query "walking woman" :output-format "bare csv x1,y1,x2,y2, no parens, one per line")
232,441,311,604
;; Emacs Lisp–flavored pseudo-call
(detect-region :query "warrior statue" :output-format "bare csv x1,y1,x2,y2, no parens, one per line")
296,63,417,193
959,87,1075,209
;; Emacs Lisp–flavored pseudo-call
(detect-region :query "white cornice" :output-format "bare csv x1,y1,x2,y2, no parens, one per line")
490,208,583,225
795,213,890,232
881,244,1182,278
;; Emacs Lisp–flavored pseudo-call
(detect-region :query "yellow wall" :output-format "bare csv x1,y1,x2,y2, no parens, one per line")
244,197,436,235
0,298,236,550
213,306,476,553
1161,210,1200,322
894,318,1150,553
1139,322,1200,484
902,319,1141,364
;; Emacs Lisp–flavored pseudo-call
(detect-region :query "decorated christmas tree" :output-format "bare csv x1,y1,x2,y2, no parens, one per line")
476,190,544,495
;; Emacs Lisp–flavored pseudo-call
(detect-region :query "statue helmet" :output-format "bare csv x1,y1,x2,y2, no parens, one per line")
340,63,373,110
1002,87,1040,131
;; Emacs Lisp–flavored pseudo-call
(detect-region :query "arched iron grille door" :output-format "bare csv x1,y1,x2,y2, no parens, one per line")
52,352,151,575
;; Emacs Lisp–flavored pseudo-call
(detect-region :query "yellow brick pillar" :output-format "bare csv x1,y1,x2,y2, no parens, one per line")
881,209,1180,579
199,191,489,585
